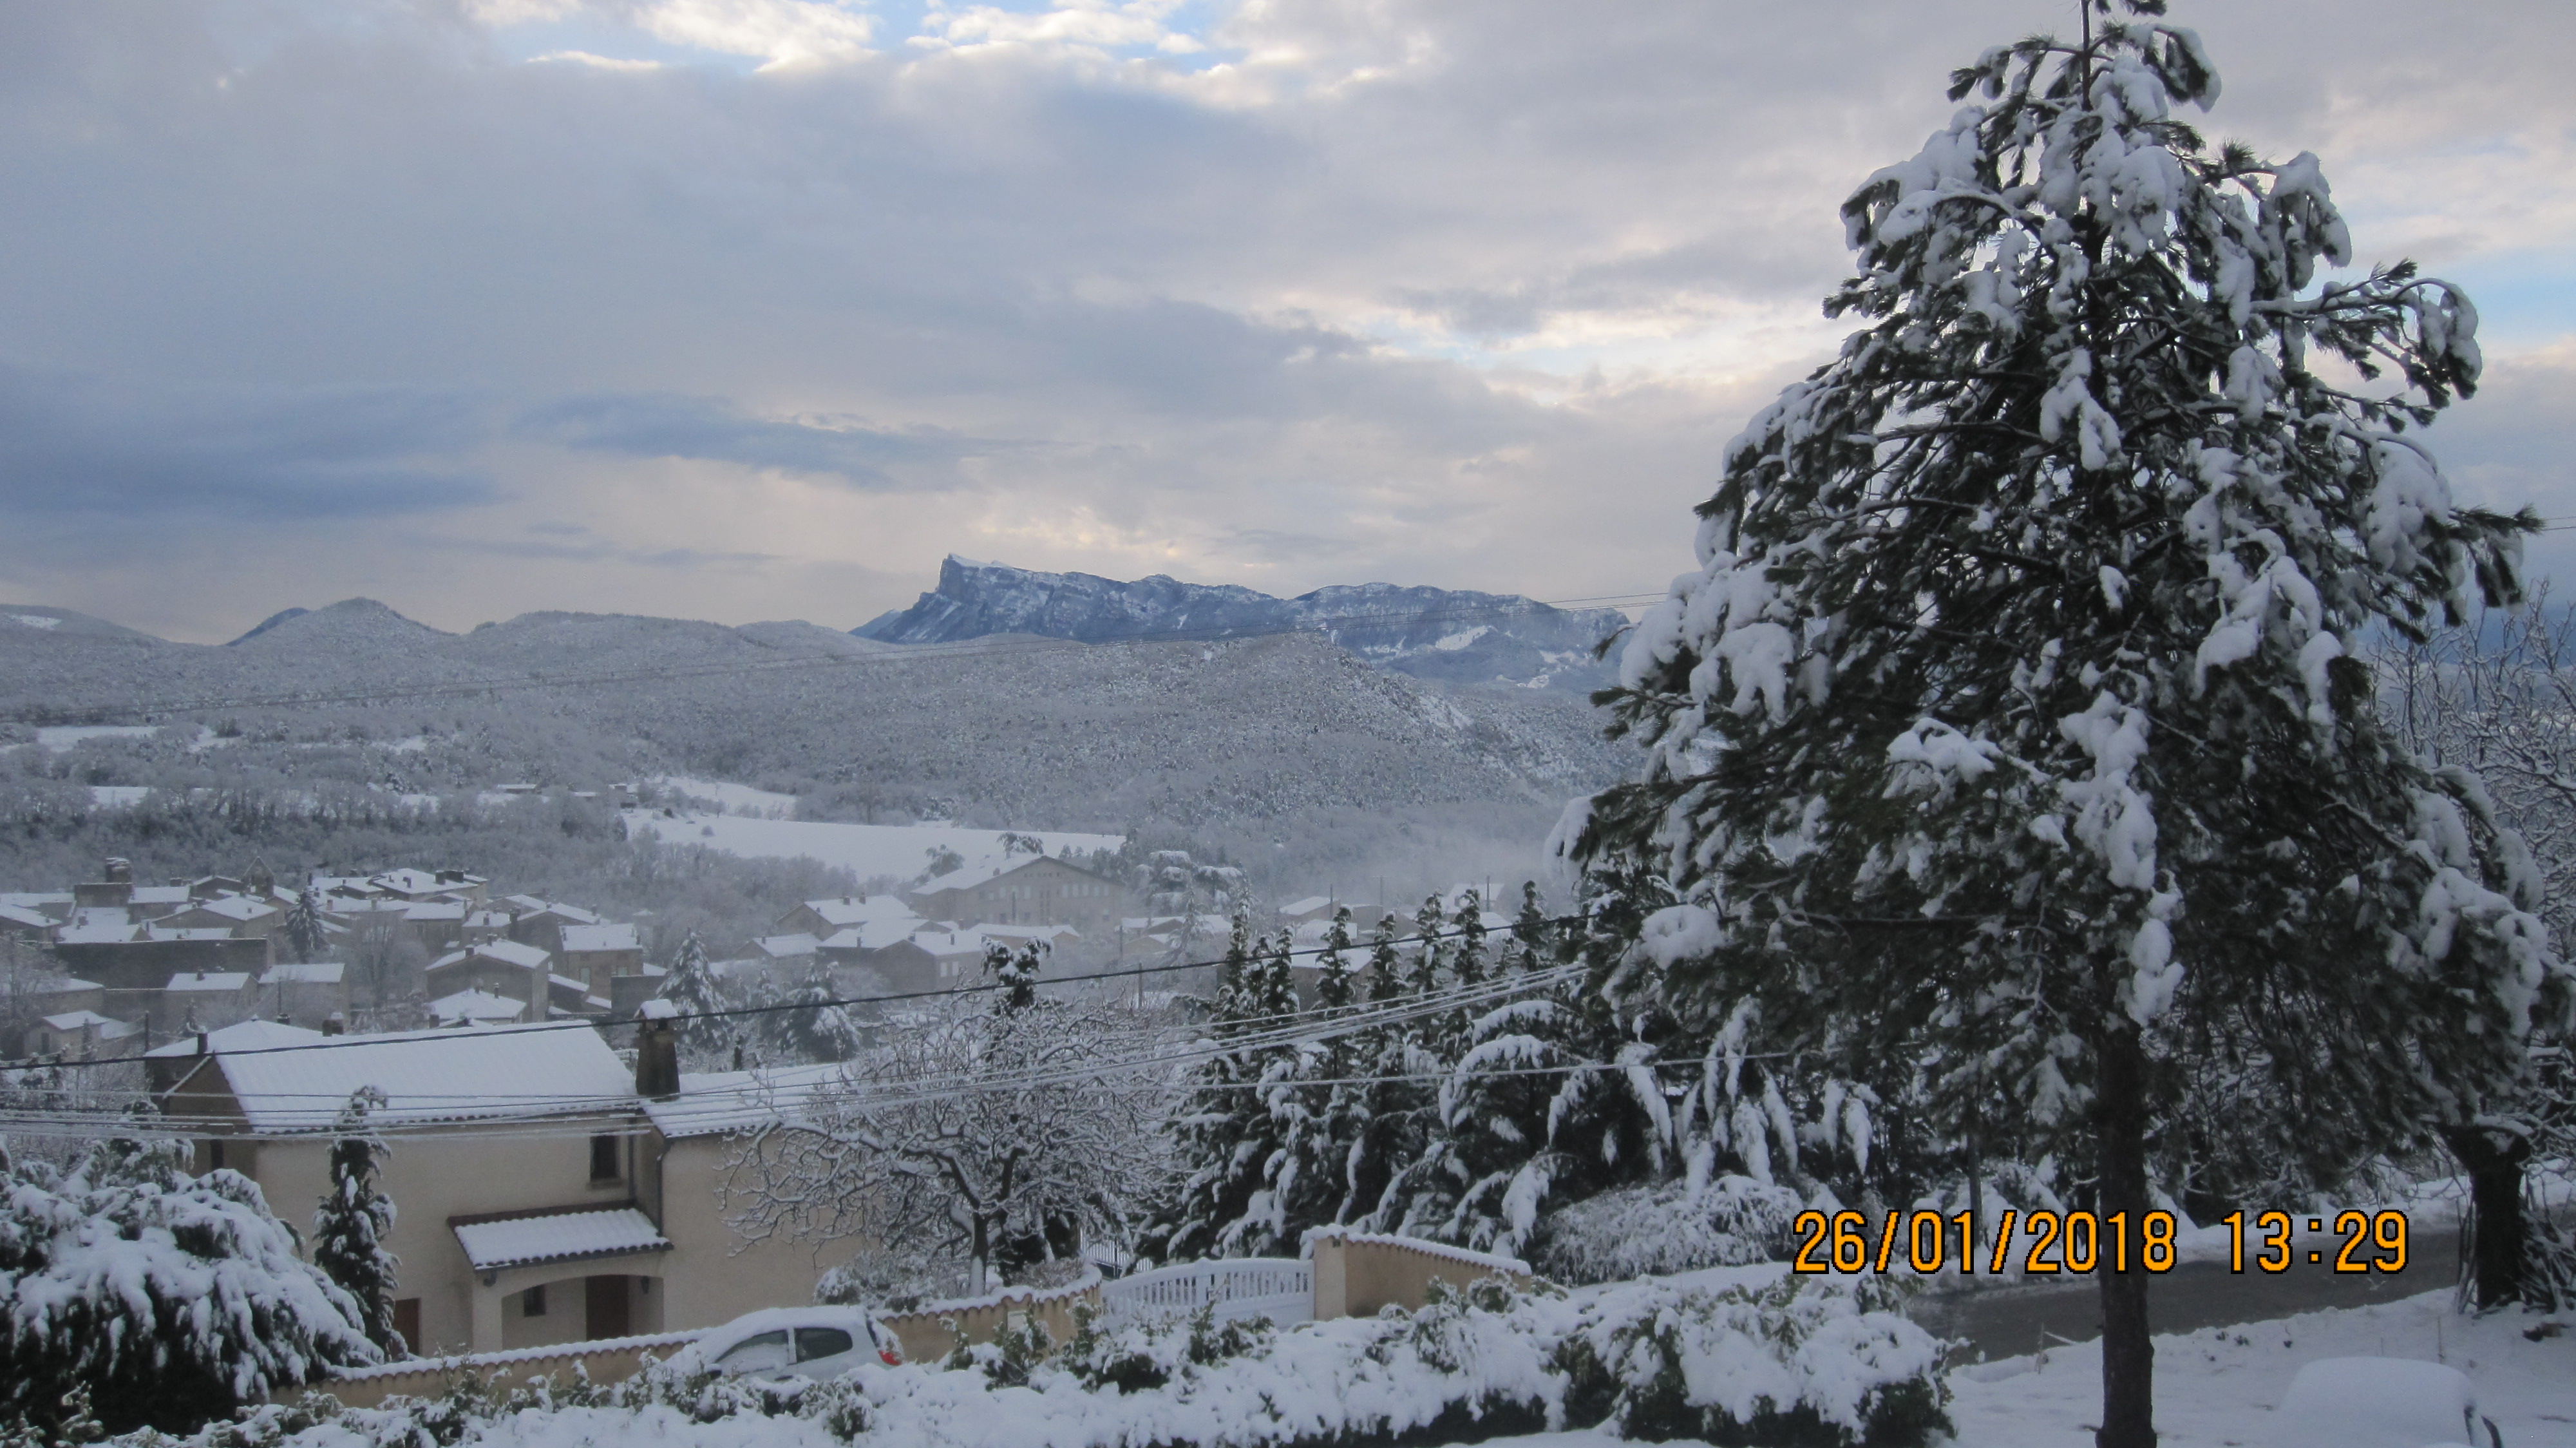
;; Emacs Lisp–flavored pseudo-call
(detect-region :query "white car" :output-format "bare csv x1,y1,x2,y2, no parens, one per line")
690,1306,904,1380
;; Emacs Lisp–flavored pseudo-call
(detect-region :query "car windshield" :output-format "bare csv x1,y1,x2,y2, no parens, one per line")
712,1329,792,1374
795,1327,854,1362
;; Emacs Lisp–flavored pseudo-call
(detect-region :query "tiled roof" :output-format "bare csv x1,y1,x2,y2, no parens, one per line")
452,1207,669,1271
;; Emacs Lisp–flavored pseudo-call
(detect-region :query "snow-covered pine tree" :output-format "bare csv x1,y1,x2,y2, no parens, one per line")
282,888,328,966
1340,911,1431,1225
1450,890,1488,987
0,1136,379,1433
1143,915,1296,1259
312,1086,403,1356
748,965,869,1065
1561,6,2571,1443
658,931,739,1069
1274,905,1368,1237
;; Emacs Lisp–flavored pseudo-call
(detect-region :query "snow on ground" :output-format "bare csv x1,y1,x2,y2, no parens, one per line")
651,776,800,818
1942,1290,2573,1447
34,724,159,750
623,812,1122,881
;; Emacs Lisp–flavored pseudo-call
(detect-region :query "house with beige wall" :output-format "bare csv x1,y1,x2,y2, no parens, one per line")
160,1022,854,1357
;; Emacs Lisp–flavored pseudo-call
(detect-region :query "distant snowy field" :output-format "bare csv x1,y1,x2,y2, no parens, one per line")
623,810,1122,881
652,775,800,817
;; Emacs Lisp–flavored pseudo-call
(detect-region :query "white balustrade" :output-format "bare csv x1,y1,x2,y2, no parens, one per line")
1099,1257,1313,1328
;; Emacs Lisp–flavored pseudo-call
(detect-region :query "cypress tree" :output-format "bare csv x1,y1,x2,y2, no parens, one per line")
312,1086,403,1356
1563,7,2572,1443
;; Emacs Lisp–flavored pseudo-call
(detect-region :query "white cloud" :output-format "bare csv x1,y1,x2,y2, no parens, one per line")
0,0,2570,643
631,0,875,67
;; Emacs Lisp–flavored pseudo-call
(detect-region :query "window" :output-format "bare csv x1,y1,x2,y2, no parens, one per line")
522,1284,547,1317
207,1139,227,1172
589,1134,620,1182
713,1329,791,1374
794,1327,854,1363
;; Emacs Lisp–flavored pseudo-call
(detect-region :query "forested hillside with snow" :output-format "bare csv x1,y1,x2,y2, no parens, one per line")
0,600,1629,902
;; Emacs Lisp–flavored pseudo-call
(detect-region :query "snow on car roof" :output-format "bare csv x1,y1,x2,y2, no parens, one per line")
199,1022,635,1133
452,1206,670,1271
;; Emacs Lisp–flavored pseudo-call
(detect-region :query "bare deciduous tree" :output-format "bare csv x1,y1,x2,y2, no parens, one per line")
726,951,1170,1297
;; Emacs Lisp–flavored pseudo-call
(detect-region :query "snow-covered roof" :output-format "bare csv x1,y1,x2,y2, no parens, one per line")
189,1022,636,1133
372,868,455,897
466,910,511,927
261,962,345,986
130,886,191,906
756,933,820,958
430,938,552,972
0,892,71,909
515,900,603,926
643,1062,853,1139
429,989,526,1024
166,971,251,992
0,902,54,929
144,926,240,942
800,895,916,928
144,1018,325,1059
818,917,924,952
55,913,138,944
907,929,994,960
1279,896,1333,917
911,853,1093,896
452,1206,670,1272
979,923,1079,944
561,922,639,953
41,1010,120,1032
189,895,278,922
402,901,466,922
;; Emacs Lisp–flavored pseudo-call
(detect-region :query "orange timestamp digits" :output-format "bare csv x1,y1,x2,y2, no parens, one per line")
2218,1209,2409,1273
1788,1208,2181,1275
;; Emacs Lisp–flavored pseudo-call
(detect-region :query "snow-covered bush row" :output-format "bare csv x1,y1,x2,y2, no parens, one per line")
155,1274,1946,1448
0,1138,380,1434
1530,1176,1803,1284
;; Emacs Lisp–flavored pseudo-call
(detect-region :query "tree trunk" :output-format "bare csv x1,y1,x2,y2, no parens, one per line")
2445,1122,2531,1308
2095,1027,2156,1448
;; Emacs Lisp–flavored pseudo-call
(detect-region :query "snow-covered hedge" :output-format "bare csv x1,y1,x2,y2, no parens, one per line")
0,1138,381,1434
1531,1176,1804,1284
158,1273,1946,1448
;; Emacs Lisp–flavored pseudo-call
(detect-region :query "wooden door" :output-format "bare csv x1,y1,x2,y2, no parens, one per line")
584,1275,629,1340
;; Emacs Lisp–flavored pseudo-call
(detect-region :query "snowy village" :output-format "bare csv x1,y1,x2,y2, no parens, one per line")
1,3,2571,1447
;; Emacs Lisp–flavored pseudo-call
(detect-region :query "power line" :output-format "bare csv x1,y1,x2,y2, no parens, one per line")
0,911,1595,1076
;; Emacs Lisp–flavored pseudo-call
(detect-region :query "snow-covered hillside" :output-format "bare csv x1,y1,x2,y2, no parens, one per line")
0,597,1631,891
857,556,1625,693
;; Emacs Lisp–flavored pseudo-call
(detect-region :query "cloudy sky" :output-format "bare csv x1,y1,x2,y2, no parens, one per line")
4,0,2571,642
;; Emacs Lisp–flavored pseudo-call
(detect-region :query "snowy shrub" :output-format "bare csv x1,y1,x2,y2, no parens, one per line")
1532,1176,1804,1284
1551,1274,1946,1447
0,1136,380,1434
135,1273,1943,1448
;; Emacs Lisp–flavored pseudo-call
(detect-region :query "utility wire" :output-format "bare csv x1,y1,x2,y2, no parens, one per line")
0,913,1598,1076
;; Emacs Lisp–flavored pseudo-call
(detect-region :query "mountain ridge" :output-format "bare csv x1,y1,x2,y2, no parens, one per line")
857,556,1624,692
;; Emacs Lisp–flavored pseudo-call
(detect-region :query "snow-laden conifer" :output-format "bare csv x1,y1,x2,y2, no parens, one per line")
0,1135,378,1433
658,930,739,1069
311,1086,404,1356
281,888,328,966
1561,5,2573,1443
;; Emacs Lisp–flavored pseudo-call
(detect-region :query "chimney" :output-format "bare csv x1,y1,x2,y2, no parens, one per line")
103,857,132,884
635,1000,680,1100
